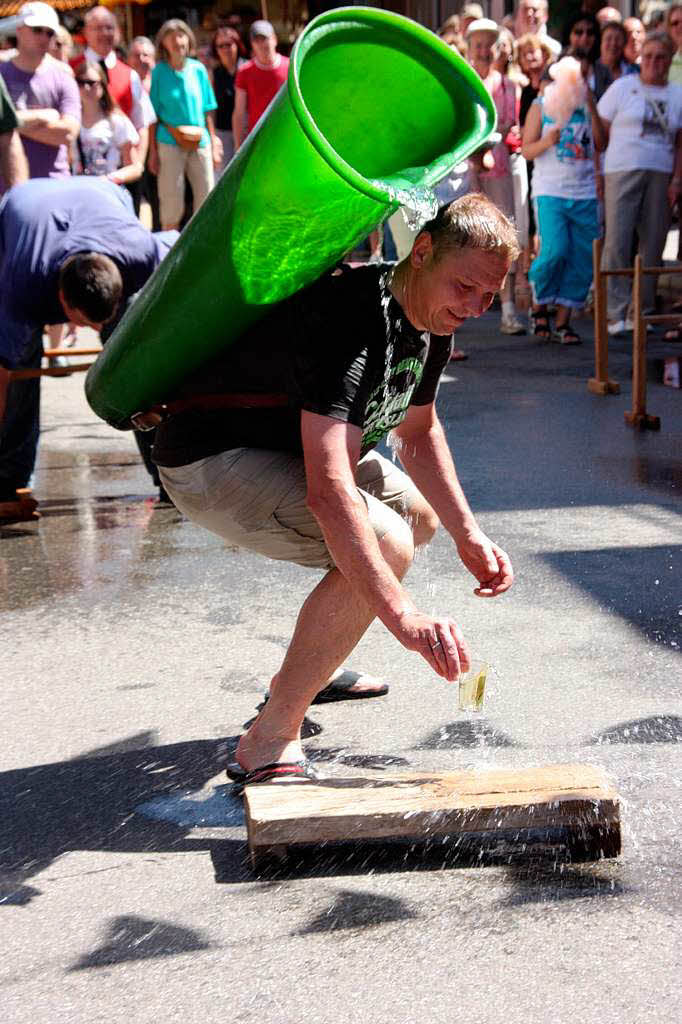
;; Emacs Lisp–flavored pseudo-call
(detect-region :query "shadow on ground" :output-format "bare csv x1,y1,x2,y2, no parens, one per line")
69,914,212,970
541,545,681,647
0,732,250,905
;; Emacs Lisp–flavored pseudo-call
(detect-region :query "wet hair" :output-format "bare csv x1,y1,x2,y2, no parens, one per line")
420,193,521,264
58,253,123,324
155,19,196,63
561,11,601,64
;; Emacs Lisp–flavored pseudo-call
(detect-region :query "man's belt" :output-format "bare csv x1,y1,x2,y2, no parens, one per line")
130,392,290,431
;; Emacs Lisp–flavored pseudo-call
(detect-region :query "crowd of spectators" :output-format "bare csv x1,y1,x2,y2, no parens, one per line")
0,4,291,226
427,1,682,346
2,1,682,516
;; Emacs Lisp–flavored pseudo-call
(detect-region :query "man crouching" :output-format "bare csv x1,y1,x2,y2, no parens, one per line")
151,193,519,788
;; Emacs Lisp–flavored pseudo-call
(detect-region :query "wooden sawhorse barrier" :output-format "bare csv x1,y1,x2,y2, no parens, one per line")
591,237,682,429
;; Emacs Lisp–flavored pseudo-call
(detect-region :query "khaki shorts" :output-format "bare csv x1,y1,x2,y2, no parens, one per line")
159,448,423,570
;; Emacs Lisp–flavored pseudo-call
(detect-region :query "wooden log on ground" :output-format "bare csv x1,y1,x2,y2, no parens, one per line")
244,762,621,870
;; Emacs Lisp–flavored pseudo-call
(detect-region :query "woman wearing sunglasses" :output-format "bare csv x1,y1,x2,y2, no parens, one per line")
74,61,142,186
209,25,245,175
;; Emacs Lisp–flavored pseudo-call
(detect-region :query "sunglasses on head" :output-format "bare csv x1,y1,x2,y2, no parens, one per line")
31,26,55,39
77,79,101,89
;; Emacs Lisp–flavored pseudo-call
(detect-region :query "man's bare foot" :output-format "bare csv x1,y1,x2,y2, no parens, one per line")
235,707,303,773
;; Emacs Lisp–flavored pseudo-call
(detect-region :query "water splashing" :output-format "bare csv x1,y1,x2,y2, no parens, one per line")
373,178,439,234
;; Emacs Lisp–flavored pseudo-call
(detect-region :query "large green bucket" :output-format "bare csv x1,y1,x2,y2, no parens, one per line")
86,7,495,428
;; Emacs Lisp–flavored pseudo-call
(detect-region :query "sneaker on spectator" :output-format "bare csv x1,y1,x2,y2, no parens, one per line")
623,319,654,333
500,314,526,335
607,319,628,336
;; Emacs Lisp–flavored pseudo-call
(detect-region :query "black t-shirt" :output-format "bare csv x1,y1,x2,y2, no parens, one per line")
214,64,236,130
152,263,453,468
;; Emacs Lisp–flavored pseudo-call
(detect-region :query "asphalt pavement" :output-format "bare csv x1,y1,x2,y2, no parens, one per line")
1,309,680,1023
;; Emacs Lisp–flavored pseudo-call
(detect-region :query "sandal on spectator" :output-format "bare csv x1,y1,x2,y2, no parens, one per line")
553,325,581,345
449,348,468,361
530,311,551,340
663,324,682,342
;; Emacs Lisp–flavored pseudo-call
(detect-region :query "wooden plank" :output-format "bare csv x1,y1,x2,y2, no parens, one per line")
42,347,102,357
245,763,621,865
9,362,93,380
600,265,682,278
642,313,682,323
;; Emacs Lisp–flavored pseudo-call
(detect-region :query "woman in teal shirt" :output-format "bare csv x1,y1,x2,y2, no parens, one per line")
149,19,219,230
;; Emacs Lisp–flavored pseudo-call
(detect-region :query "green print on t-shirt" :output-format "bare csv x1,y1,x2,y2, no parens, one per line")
362,355,424,449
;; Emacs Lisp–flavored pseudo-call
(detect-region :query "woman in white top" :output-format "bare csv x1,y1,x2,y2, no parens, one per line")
595,32,682,334
75,62,143,186
522,24,604,344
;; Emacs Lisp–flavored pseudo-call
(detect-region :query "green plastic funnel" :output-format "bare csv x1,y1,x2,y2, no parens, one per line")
86,7,495,428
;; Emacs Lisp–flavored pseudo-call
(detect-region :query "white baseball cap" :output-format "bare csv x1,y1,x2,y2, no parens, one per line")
465,18,501,39
19,2,60,33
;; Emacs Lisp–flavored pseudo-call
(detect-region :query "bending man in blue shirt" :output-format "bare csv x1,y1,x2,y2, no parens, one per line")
0,176,177,507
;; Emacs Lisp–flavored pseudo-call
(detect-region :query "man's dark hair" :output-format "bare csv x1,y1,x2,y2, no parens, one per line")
58,253,123,324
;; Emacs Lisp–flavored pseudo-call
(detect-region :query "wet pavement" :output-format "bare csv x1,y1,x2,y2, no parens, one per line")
2,312,681,1023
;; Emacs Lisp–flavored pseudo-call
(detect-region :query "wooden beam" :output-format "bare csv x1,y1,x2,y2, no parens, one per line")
9,363,93,380
625,255,660,431
589,238,619,396
244,763,621,870
42,348,102,357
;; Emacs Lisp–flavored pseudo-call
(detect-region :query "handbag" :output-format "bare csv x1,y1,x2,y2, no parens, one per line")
164,122,203,151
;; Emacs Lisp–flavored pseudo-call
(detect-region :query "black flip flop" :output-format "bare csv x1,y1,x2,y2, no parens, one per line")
258,670,389,710
226,759,320,796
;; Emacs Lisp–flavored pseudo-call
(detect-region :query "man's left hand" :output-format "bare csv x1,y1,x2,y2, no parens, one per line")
456,529,514,598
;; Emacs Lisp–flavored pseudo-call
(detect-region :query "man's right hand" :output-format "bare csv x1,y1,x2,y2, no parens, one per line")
389,609,470,682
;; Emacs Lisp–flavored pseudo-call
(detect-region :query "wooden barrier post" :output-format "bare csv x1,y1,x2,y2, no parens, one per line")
625,255,660,430
588,237,620,395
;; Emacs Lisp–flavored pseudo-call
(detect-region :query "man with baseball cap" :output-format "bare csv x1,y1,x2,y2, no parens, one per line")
232,19,289,150
0,2,80,191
